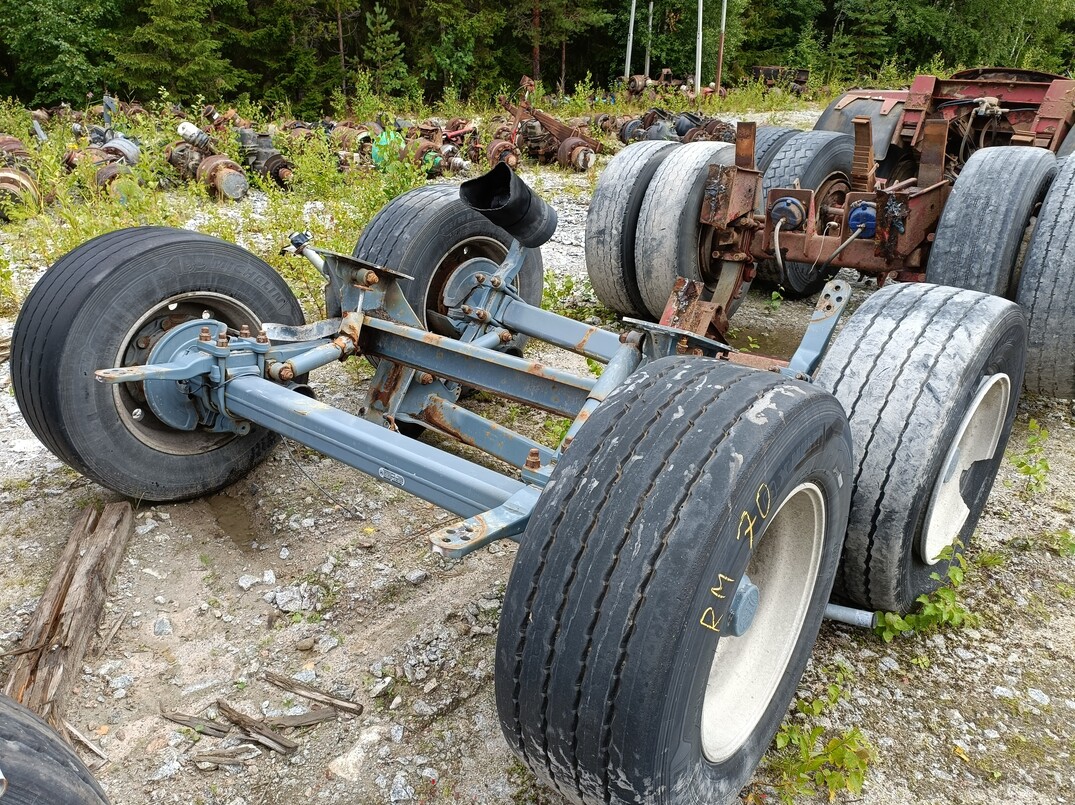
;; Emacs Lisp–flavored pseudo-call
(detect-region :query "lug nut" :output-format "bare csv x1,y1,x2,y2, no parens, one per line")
524,448,541,470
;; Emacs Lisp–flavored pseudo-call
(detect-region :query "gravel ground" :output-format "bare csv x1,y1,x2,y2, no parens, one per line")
1,131,1074,805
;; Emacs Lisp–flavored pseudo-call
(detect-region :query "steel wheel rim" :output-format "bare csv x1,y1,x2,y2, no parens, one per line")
814,172,850,229
700,482,825,763
920,373,1011,564
421,236,508,325
113,291,263,455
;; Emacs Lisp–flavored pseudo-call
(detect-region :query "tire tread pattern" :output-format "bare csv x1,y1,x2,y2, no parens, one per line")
1015,157,1075,397
816,283,1026,610
497,358,849,803
926,146,1056,297
585,141,680,317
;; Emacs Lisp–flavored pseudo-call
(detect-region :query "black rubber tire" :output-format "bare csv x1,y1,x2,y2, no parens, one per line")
10,227,305,502
0,693,109,804
496,357,853,805
635,141,736,317
753,126,800,174
755,131,855,299
585,141,680,317
815,283,1026,612
353,184,543,342
1015,156,1075,397
751,126,800,212
926,146,1056,298
1056,125,1075,167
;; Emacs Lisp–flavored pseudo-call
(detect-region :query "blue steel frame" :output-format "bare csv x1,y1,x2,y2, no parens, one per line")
95,236,849,560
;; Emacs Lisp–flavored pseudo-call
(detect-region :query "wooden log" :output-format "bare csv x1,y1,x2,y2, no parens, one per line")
3,502,133,732
263,670,364,716
215,700,298,754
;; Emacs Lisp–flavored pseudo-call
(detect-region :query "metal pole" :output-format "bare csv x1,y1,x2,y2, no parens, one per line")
625,0,638,78
694,0,703,97
644,1,653,78
715,0,728,92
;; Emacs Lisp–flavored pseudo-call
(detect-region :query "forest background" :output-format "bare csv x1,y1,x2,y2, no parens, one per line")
1,0,1074,120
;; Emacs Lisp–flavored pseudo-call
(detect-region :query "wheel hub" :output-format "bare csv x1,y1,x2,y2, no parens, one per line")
920,372,1010,564
700,482,825,763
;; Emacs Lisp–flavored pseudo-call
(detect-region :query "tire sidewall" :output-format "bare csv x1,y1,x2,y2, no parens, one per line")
57,248,301,501
894,311,1026,602
354,185,543,332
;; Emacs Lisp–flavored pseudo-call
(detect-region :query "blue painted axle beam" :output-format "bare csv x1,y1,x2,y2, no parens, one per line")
223,375,527,518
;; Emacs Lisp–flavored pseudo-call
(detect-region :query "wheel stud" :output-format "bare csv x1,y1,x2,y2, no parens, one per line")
726,574,760,637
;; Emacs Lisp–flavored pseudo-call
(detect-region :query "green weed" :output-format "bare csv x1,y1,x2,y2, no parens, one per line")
764,290,783,313
768,665,875,803
875,546,977,642
540,272,611,322
1009,418,1050,495
1012,528,1075,557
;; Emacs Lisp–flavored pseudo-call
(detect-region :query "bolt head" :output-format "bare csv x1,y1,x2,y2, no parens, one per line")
132,408,144,421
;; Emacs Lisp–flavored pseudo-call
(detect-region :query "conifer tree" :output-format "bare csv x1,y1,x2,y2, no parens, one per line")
109,0,239,101
362,3,408,96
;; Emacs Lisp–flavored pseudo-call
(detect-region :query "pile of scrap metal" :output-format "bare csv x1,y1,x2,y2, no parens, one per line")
377,117,479,176
159,106,295,199
616,107,736,144
63,123,142,196
623,69,720,102
165,123,251,200
750,66,810,94
493,95,603,172
0,134,41,218
272,114,477,177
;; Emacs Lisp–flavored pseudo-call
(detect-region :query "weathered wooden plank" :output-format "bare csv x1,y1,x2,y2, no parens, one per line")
3,502,133,731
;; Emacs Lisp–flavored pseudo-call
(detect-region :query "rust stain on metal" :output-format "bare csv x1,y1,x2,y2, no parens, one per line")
574,327,600,353
418,401,477,447
370,362,407,408
727,352,788,371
